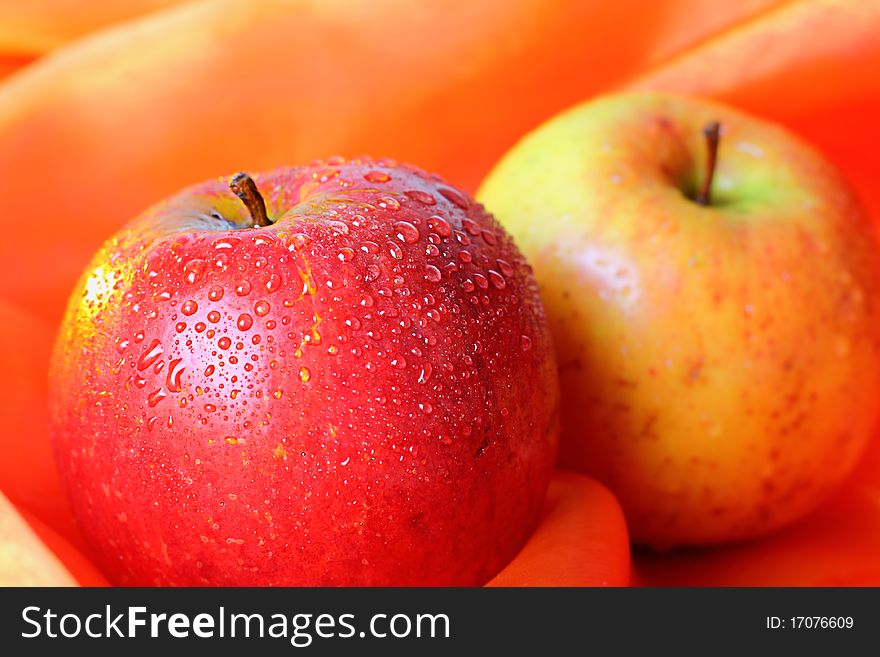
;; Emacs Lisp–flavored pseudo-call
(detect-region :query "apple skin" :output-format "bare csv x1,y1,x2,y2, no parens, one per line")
477,93,880,548
48,157,559,585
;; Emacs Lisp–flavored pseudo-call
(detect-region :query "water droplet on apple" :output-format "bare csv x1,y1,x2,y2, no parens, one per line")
207,310,221,323
137,339,164,371
496,259,514,277
439,187,469,209
405,189,437,205
218,337,232,350
181,300,198,316
364,170,391,183
265,273,282,293
419,402,433,414
462,218,481,236
237,314,253,331
387,242,403,260
225,436,238,445
183,259,206,285
207,286,224,302
327,221,349,235
254,300,270,317
235,280,251,296
213,253,230,270
417,363,433,384
365,264,381,282
338,248,355,262
481,229,497,246
380,196,401,211
213,237,240,250
473,273,489,289
426,215,452,238
204,365,215,376
147,388,167,407
488,270,506,289
299,367,311,383
425,265,442,283
289,233,312,251
425,244,440,257
459,251,472,263
394,221,420,244
166,358,185,393
521,335,532,351
313,167,339,181
175,322,187,333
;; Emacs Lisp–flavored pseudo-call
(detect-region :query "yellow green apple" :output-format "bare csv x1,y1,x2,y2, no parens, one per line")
478,92,880,547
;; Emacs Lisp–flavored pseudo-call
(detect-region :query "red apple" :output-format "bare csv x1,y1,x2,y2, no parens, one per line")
49,157,559,585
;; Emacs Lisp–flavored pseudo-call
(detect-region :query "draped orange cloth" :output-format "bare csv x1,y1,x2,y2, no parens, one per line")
0,0,877,585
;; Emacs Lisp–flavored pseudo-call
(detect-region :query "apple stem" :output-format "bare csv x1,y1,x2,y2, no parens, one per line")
229,172,271,227
696,121,721,206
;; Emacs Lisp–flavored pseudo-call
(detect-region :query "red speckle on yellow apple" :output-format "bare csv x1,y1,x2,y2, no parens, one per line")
478,93,880,548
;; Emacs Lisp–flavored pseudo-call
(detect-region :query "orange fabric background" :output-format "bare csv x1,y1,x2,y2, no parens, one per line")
0,0,878,585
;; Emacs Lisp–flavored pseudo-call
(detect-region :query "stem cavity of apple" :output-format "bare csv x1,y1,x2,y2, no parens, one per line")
230,172,271,227
695,121,721,206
